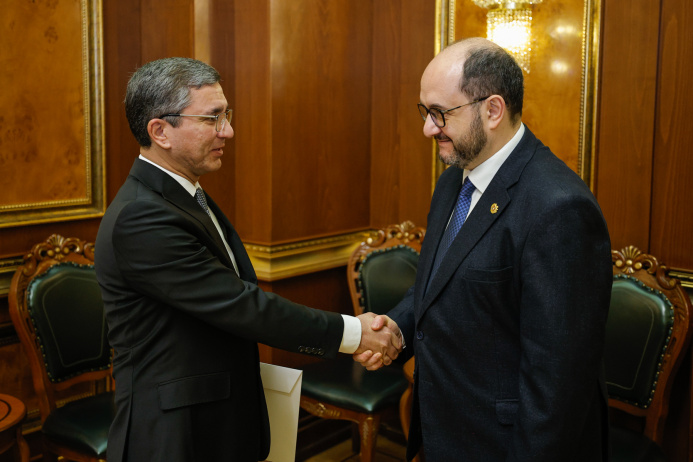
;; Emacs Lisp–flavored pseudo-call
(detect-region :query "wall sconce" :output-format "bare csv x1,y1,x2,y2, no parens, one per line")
471,1,543,73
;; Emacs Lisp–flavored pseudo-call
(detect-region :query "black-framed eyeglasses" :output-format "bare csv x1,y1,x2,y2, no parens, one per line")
417,96,490,128
160,108,233,132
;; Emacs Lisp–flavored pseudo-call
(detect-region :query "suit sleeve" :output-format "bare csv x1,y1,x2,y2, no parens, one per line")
110,198,344,358
388,284,416,363
507,193,612,461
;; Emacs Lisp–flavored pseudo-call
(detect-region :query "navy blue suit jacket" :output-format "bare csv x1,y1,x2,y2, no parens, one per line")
389,127,612,461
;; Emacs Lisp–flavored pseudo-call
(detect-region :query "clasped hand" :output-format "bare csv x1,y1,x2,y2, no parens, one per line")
353,313,402,371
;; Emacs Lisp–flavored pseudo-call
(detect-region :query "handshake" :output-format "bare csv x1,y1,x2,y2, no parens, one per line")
353,313,403,371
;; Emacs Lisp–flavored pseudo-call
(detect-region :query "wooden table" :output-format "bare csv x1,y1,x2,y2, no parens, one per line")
0,394,29,462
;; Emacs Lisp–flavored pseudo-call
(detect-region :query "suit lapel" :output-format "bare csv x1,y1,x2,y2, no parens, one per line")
205,195,258,284
418,128,539,318
129,160,237,271
415,167,464,304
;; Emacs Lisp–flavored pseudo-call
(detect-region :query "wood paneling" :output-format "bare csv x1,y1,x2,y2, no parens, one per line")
140,0,195,62
370,0,435,229
103,0,141,202
270,1,373,242
595,0,660,253
232,0,272,243
1,0,86,206
650,0,693,271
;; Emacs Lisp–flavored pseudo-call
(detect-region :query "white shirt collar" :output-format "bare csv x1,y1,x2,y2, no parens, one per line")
465,123,525,192
139,154,200,196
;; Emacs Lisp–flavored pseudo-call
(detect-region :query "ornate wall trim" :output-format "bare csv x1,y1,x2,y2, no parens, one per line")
244,230,374,282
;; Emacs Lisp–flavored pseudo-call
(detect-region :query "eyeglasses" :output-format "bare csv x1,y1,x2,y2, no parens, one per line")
160,108,233,132
417,96,490,128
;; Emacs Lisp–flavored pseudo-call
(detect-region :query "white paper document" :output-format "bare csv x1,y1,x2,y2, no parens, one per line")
260,362,303,462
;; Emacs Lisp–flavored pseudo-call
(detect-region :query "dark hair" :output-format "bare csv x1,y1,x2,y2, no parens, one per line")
459,44,524,122
125,57,221,147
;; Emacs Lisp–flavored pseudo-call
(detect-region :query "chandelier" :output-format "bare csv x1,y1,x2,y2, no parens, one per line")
471,1,543,73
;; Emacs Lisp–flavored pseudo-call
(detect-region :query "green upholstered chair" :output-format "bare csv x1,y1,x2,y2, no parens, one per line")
607,246,693,462
9,235,114,462
300,222,424,462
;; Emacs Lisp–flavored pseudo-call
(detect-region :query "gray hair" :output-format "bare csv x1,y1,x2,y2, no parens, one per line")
125,57,221,147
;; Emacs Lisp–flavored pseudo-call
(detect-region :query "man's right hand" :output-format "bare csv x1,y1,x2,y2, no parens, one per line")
353,313,402,371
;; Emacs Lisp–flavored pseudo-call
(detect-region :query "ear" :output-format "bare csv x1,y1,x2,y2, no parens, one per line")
484,95,506,130
147,118,172,149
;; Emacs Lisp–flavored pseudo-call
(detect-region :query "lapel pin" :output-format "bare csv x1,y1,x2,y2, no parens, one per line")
490,203,499,214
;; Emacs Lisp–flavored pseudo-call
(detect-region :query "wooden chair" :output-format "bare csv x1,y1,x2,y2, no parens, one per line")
607,245,693,462
8,235,115,462
300,221,424,462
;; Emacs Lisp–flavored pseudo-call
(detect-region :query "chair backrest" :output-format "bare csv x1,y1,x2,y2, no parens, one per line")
347,221,425,316
606,245,692,445
8,234,112,422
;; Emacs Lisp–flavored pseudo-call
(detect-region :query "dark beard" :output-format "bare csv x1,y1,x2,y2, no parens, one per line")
439,109,487,169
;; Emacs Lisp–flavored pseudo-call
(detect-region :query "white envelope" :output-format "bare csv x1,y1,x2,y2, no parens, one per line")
260,362,303,462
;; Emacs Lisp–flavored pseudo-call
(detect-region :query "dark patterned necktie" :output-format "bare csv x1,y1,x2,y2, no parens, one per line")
195,187,211,216
429,177,476,281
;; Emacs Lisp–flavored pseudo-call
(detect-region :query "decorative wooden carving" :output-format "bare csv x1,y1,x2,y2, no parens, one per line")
8,234,108,420
349,221,425,316
609,245,692,446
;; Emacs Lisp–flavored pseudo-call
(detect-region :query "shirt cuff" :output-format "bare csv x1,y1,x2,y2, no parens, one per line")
339,314,362,354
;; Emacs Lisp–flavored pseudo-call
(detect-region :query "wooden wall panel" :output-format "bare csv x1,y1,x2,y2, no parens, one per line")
140,0,195,63
650,0,693,271
232,0,273,243
103,0,141,203
595,0,660,252
270,0,374,242
196,0,237,231
370,0,435,229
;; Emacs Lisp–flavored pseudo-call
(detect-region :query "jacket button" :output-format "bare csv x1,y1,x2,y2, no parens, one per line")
416,330,424,340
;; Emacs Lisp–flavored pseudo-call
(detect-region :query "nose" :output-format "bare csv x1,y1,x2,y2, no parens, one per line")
422,114,441,138
219,121,234,139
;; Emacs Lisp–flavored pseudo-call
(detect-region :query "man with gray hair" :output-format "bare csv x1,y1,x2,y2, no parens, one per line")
95,57,402,462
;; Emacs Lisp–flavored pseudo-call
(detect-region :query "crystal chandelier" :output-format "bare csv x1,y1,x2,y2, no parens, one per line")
471,1,543,73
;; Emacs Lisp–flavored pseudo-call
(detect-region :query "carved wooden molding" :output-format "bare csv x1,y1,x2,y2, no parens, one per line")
613,245,677,290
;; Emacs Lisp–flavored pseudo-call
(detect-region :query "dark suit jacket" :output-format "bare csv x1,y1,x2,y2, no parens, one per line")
95,159,344,462
389,127,612,461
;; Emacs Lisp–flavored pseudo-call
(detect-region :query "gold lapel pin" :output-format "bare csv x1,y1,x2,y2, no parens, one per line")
490,203,499,214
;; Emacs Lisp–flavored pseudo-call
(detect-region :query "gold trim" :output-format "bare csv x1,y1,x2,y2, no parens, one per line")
670,270,693,290
431,0,455,193
435,0,600,189
0,0,105,228
578,0,601,190
0,257,22,296
244,231,375,282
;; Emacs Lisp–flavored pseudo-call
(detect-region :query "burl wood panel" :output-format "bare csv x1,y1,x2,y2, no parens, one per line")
453,0,585,172
0,0,87,207
595,0,660,254
650,0,693,272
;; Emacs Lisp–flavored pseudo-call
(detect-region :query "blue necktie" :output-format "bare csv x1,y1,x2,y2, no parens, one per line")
195,187,211,216
429,177,476,281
